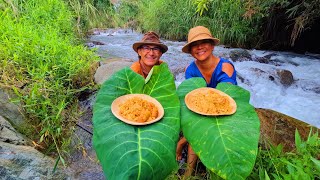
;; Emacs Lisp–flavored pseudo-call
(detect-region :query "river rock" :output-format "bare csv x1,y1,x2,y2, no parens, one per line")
94,58,134,84
255,57,270,64
0,116,29,146
171,66,186,80
91,41,105,45
229,49,252,62
256,108,319,151
0,88,25,127
86,28,106,36
276,69,294,87
0,141,70,179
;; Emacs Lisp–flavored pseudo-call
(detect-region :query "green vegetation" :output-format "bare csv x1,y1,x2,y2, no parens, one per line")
0,0,99,162
175,129,320,180
250,129,320,179
112,0,272,46
137,0,196,40
113,0,320,49
192,0,254,47
66,0,115,35
112,0,140,29
113,0,196,40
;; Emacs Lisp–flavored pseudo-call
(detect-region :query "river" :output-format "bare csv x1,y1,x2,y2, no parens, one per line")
89,29,320,128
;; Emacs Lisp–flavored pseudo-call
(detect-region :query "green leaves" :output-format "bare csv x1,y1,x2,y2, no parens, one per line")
93,64,180,179
252,129,320,179
193,0,211,16
93,67,263,179
177,78,260,179
0,0,98,158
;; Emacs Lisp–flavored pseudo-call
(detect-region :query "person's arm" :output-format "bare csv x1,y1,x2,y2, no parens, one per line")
222,63,234,77
220,62,237,85
176,137,187,160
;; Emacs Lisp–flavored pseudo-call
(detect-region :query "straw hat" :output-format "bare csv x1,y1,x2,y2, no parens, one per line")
182,26,220,53
133,31,168,53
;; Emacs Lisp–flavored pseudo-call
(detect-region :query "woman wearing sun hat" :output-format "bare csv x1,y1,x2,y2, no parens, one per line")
176,26,237,177
182,26,237,87
131,31,168,78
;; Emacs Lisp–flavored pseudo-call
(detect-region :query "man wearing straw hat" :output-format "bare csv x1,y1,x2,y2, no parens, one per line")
131,31,168,78
176,26,237,177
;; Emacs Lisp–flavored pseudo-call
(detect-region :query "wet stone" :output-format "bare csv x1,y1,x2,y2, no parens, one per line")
277,69,294,87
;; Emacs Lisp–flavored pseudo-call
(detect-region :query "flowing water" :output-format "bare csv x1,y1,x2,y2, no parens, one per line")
89,29,320,128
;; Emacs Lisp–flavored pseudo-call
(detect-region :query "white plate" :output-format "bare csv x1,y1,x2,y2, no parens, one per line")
185,87,237,116
111,94,164,125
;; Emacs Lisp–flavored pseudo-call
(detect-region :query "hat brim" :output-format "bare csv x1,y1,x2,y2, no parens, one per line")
182,36,220,53
133,42,168,53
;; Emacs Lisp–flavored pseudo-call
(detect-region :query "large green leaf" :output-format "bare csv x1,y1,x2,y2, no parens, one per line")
93,63,180,179
177,78,260,180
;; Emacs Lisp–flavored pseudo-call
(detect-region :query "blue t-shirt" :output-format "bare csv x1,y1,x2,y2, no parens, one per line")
185,58,237,88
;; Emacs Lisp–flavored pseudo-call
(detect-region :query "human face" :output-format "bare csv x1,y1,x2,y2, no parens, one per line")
138,45,163,67
190,40,214,61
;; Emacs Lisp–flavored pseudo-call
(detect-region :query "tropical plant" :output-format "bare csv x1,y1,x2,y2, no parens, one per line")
194,0,211,16
250,129,320,179
0,0,97,162
177,78,260,179
93,64,180,179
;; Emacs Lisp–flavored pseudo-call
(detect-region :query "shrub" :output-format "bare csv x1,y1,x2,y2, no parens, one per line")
0,0,98,161
250,129,320,179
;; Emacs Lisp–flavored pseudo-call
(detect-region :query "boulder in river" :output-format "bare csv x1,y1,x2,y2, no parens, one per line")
256,108,319,152
276,69,294,87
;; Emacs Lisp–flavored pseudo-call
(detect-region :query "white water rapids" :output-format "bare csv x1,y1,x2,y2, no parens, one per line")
89,29,320,128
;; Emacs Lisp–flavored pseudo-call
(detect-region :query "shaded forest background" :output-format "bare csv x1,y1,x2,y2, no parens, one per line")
108,0,320,54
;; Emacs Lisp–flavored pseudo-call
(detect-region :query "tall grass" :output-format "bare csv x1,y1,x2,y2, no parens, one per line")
115,0,318,49
111,0,140,29
111,0,196,40
115,0,257,45
0,0,98,161
137,0,196,40
183,0,265,47
66,0,115,35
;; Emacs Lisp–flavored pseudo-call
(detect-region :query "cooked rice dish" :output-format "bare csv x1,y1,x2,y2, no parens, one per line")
119,97,158,123
188,90,233,114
